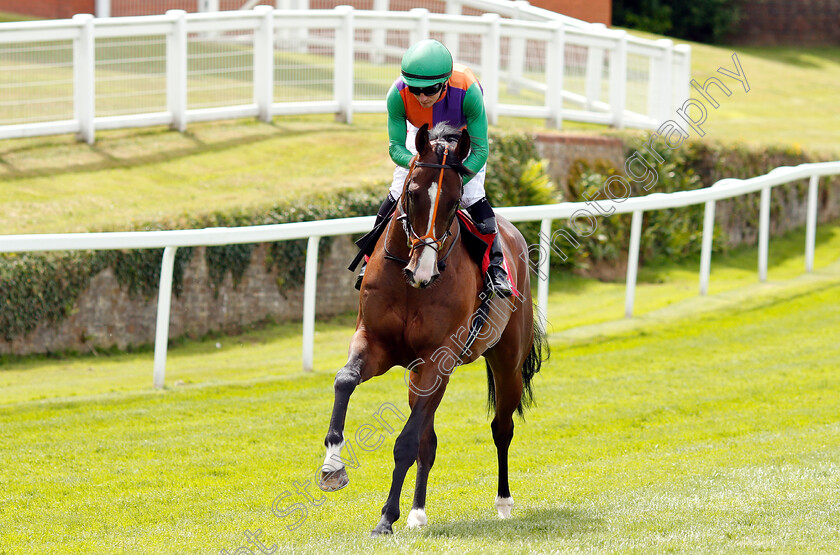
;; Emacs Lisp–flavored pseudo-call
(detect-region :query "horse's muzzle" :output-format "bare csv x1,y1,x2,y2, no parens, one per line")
403,267,439,289
404,243,441,289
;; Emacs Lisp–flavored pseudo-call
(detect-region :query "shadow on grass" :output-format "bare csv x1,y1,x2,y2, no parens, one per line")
730,45,840,69
0,119,348,180
544,222,838,289
422,507,603,539
636,222,838,283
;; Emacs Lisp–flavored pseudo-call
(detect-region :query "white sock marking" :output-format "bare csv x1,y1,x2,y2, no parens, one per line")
406,507,428,529
495,495,514,519
321,440,344,472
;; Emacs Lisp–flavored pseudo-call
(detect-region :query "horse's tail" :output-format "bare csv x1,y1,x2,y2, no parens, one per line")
485,315,550,416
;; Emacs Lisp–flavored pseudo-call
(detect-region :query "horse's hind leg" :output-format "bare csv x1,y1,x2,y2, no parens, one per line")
406,414,437,529
487,360,524,519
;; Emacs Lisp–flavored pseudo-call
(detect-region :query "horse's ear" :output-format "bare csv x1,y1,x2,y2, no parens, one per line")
456,128,471,161
415,123,431,155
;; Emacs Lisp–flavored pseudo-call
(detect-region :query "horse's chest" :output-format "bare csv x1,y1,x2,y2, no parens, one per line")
365,295,469,352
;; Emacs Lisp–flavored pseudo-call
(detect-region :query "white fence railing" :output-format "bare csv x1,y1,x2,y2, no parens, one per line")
1,161,838,387
0,4,690,143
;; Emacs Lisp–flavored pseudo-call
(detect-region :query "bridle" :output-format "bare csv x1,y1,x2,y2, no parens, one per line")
386,142,462,269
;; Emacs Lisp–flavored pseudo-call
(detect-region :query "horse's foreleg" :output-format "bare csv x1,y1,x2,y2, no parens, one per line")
320,335,389,492
406,416,437,529
319,358,363,491
371,371,448,536
370,408,423,536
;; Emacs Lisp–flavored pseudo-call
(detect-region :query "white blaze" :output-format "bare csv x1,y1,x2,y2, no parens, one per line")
411,183,439,286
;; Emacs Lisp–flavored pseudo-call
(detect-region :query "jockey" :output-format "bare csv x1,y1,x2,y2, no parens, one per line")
355,39,514,298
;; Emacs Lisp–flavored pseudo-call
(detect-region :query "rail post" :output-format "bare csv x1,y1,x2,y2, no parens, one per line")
73,14,95,145
673,44,691,113
507,1,530,96
371,0,389,64
334,6,355,124
758,186,771,282
253,5,274,123
585,23,607,112
153,246,179,389
444,0,461,60
537,218,552,328
166,10,188,132
649,39,673,123
608,30,627,129
545,20,564,128
625,210,643,318
409,8,430,46
699,200,716,295
805,174,819,272
302,236,321,372
95,0,110,18
481,13,501,126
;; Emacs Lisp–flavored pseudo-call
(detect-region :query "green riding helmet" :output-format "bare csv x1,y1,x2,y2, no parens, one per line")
400,39,453,88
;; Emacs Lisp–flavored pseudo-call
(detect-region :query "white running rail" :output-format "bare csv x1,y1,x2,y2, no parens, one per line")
0,5,690,143
1,161,837,386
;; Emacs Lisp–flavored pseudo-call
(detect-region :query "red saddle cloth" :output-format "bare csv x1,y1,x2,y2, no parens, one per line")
456,210,520,298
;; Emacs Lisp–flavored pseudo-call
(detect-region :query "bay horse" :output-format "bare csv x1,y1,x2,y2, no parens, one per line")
319,123,548,536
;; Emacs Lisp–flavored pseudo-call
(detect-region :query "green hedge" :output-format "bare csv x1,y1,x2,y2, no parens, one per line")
555,134,824,274
612,0,741,44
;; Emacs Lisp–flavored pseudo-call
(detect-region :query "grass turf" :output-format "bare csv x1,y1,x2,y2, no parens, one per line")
1,222,839,553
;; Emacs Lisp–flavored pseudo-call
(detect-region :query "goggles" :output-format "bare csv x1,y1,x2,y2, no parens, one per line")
407,82,445,97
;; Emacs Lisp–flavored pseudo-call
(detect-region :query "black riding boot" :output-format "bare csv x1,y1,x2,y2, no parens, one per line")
466,197,514,298
486,234,513,298
355,194,398,290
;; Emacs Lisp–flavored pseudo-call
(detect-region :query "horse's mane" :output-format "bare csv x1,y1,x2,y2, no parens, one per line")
427,123,474,179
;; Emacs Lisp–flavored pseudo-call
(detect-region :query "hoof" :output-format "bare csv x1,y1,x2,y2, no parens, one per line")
370,519,393,537
406,508,427,529
371,515,394,536
495,495,514,519
318,466,349,492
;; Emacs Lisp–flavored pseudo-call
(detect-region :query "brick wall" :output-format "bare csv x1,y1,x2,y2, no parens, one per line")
0,238,360,356
0,0,94,19
0,0,610,21
529,0,611,25
535,132,626,199
728,0,840,46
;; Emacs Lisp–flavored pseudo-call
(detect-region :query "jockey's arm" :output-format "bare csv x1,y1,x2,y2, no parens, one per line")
386,85,414,169
461,82,489,182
